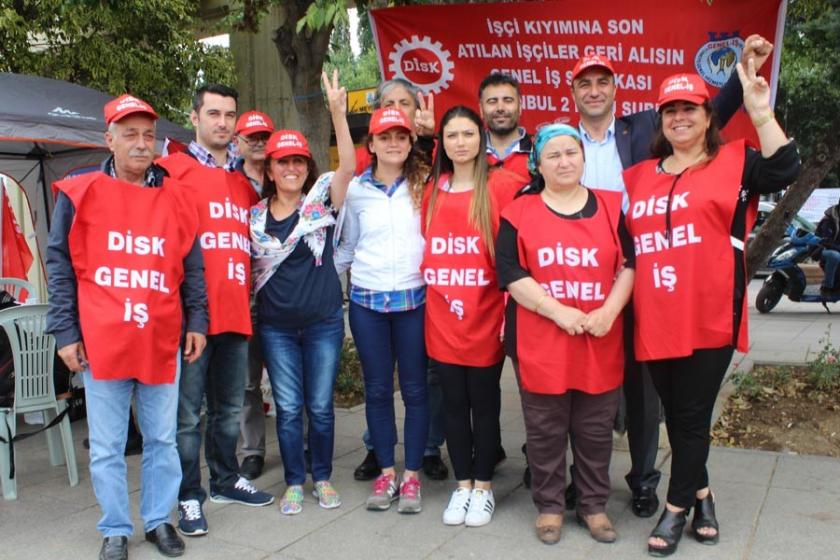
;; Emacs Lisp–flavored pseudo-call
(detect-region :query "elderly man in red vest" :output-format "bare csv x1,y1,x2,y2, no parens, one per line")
46,95,208,560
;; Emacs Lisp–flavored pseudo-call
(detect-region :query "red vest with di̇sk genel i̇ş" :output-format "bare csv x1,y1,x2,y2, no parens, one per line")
157,152,258,336
623,140,756,361
420,169,526,366
503,189,625,394
56,172,198,384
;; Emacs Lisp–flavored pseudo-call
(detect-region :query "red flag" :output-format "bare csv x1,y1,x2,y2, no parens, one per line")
162,136,187,156
1,184,34,300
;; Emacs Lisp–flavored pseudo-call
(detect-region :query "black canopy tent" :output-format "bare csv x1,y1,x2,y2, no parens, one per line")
0,73,193,300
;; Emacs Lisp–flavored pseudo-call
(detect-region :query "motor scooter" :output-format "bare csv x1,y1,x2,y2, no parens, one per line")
755,225,840,313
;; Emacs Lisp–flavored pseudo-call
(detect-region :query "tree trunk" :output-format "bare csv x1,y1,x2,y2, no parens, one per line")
271,2,333,171
746,139,840,278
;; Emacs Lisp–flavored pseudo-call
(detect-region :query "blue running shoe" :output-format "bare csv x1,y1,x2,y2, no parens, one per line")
177,499,208,536
210,476,274,507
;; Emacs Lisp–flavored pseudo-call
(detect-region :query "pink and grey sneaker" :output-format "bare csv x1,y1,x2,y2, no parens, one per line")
397,477,422,513
366,473,399,510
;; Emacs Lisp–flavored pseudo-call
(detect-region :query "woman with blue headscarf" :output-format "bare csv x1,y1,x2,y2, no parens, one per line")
497,124,635,545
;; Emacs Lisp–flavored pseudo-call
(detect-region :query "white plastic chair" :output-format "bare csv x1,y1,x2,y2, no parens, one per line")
0,304,78,500
0,277,37,303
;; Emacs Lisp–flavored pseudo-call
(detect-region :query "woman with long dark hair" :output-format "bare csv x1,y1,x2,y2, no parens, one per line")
349,79,448,484
422,105,526,527
623,64,800,556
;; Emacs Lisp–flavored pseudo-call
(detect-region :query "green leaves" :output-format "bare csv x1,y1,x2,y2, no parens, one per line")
0,0,235,125
324,15,380,91
777,0,840,161
296,0,348,33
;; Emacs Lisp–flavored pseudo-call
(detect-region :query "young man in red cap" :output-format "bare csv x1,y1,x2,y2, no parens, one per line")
157,85,273,538
46,94,208,560
565,35,774,519
232,109,274,481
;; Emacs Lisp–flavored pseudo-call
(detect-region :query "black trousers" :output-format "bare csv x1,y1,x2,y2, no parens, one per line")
646,346,734,509
435,359,503,482
622,304,662,491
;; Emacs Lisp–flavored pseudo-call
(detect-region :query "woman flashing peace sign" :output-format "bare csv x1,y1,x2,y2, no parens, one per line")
250,69,354,516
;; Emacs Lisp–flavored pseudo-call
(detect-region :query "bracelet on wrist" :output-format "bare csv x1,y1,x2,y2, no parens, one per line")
751,111,775,128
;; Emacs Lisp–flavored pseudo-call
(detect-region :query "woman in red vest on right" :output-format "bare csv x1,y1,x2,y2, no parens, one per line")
623,62,800,557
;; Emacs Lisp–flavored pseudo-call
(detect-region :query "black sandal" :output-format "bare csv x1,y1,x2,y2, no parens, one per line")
692,493,719,545
648,508,687,557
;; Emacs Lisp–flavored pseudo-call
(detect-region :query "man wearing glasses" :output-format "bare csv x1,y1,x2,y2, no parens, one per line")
233,110,274,481
234,111,273,195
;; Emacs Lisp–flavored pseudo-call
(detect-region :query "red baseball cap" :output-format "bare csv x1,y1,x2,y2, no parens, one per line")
369,107,412,135
265,130,312,160
571,54,616,81
235,111,274,136
657,73,710,107
104,94,158,125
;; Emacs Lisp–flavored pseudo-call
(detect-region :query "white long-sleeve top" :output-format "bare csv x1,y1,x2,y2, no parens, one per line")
334,174,425,291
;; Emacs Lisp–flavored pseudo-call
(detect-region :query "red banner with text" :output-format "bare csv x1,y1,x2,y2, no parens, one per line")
370,0,786,141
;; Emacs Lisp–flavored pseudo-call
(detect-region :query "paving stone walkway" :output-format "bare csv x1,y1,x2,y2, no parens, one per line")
2,280,838,559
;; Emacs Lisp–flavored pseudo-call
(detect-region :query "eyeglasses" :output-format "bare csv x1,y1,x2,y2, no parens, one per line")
238,134,270,146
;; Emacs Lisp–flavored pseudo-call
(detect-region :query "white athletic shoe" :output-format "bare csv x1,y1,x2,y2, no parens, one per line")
442,487,472,525
464,488,495,527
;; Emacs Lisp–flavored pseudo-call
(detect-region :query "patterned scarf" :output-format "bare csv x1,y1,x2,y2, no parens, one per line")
250,172,336,292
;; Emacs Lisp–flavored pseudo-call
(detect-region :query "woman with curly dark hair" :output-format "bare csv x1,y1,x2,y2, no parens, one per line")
335,107,433,513
250,71,354,516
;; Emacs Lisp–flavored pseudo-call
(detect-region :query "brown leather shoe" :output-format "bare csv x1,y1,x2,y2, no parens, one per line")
576,512,617,543
535,513,563,545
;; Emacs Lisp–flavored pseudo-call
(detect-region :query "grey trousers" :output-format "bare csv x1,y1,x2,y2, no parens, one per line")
239,317,266,459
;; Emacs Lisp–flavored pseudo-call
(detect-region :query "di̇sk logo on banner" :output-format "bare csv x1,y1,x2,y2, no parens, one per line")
388,35,455,94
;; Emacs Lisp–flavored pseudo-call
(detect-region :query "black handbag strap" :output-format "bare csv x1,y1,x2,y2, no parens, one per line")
0,407,70,479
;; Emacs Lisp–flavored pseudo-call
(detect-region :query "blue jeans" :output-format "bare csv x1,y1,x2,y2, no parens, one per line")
260,307,344,485
822,249,840,289
362,361,445,456
349,302,428,471
177,332,247,502
84,366,180,537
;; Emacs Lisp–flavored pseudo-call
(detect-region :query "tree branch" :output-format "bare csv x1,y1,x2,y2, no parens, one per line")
746,138,840,278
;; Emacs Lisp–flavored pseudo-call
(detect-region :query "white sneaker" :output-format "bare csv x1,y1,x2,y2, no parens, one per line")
442,487,472,525
464,488,495,527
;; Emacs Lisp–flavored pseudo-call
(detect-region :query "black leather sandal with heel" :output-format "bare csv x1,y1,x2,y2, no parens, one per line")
648,508,688,557
692,493,719,545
